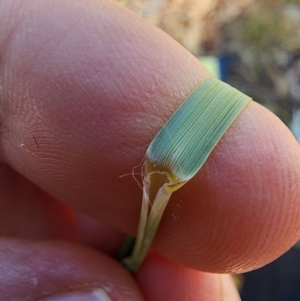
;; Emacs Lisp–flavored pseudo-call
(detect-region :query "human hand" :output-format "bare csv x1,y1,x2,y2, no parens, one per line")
1,1,300,300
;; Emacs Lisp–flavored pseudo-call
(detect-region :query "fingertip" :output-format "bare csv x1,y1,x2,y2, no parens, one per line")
155,101,300,272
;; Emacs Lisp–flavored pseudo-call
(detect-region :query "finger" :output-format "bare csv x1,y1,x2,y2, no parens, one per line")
77,212,126,256
155,101,300,272
0,239,144,301
1,0,300,273
0,163,78,241
135,252,241,301
0,163,125,255
0,239,237,301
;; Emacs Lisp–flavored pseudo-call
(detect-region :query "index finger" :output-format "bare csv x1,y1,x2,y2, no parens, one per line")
1,0,300,273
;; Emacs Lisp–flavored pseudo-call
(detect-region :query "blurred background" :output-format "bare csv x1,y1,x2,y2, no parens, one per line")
116,0,300,300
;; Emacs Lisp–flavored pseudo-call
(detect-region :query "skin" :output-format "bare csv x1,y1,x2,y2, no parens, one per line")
0,0,300,300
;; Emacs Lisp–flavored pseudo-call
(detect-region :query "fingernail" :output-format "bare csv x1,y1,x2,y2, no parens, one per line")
39,288,112,301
